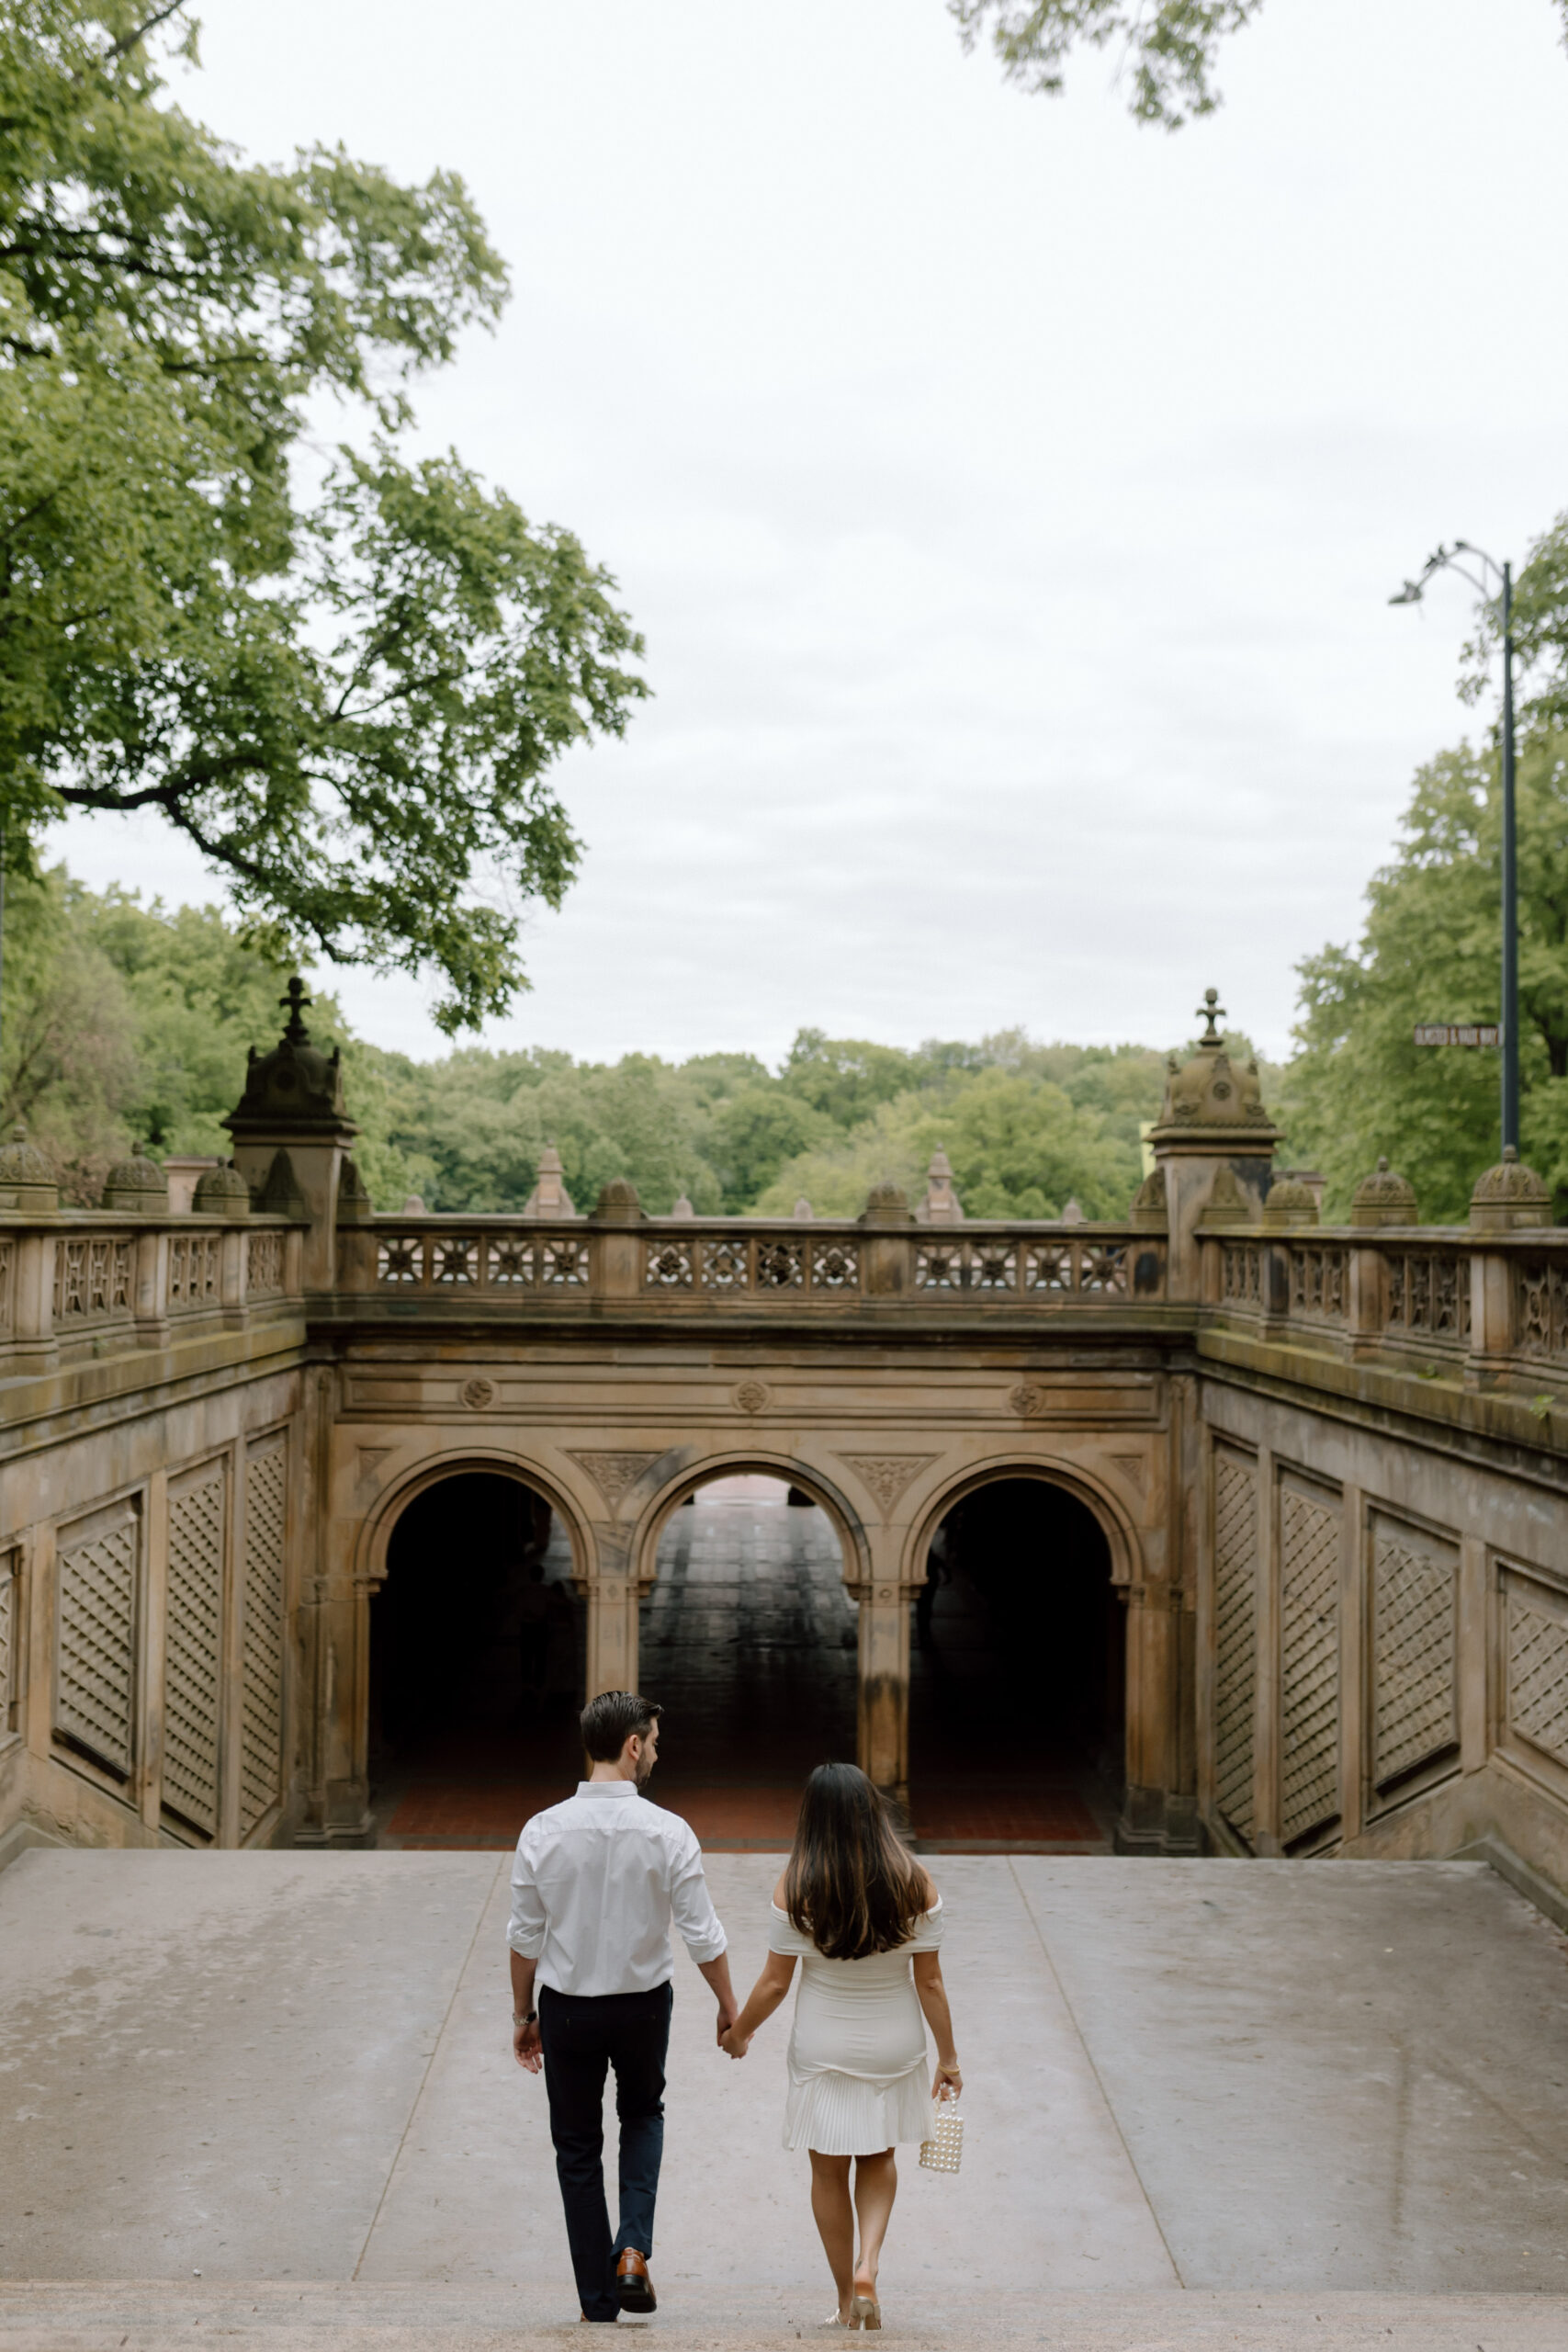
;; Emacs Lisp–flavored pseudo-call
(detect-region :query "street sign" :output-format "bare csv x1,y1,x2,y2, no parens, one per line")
1414,1023,1500,1047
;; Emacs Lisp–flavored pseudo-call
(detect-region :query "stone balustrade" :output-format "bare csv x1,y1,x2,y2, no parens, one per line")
333,1214,1172,1314
0,1213,304,1374
1201,1227,1568,1395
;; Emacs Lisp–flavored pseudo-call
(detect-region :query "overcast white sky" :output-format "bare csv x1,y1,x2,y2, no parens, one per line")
52,0,1568,1066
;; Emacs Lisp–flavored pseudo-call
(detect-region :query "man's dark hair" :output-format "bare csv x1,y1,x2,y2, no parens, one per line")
581,1690,662,1762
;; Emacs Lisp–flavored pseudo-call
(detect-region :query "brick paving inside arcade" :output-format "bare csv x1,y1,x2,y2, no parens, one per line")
369,1476,1117,1853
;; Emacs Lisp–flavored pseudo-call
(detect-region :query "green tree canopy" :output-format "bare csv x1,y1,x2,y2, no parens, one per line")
1283,736,1568,1222
0,2,645,1029
950,1,1568,129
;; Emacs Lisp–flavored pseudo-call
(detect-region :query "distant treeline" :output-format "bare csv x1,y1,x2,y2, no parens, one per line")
2,867,1280,1217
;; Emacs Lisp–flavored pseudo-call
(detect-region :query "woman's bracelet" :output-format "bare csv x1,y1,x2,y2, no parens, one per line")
513,2009,537,2026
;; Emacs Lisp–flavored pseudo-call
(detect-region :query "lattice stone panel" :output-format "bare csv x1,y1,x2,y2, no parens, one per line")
0,1237,12,1332
162,1462,227,1836
247,1229,285,1296
1213,1450,1258,1842
1506,1585,1568,1769
1371,1517,1458,1791
55,1501,140,1776
1280,1484,1341,1845
240,1435,288,1837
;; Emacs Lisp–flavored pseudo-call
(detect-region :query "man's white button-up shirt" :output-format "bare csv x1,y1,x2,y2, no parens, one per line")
507,1780,728,1997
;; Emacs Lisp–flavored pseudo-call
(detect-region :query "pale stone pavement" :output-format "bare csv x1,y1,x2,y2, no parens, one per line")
2,1850,1567,2347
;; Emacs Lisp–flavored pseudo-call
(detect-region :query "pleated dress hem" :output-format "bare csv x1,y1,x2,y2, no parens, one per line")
783,2063,931,2155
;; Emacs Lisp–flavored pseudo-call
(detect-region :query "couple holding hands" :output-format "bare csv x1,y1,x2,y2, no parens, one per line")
509,1691,963,2328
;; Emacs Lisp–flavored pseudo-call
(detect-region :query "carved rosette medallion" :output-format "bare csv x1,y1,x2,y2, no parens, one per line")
460,1377,496,1410
732,1379,771,1415
567,1450,663,1512
837,1454,938,1517
1010,1383,1043,1418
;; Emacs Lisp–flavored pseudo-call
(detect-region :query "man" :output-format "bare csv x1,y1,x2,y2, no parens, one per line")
510,1690,739,2323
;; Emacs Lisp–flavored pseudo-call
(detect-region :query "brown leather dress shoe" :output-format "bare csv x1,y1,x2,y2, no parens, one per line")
615,2250,656,2312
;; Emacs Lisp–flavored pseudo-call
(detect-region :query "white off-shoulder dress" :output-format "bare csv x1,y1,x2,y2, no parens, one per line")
767,1898,943,2154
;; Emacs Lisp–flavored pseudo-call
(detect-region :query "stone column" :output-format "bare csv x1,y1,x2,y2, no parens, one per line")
584,1572,640,1701
1147,993,1280,1303
857,1563,910,1810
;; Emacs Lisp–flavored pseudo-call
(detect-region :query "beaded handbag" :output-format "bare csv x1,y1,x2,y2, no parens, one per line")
919,2094,964,2174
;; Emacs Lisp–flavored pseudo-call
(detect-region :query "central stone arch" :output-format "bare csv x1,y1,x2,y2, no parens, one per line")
626,1451,874,1794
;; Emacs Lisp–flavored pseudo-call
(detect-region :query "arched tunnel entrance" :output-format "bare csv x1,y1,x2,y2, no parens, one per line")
636,1473,859,1845
908,1477,1122,1849
368,1471,585,1845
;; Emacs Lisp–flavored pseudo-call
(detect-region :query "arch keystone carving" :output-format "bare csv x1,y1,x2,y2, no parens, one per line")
837,1453,938,1517
568,1449,663,1512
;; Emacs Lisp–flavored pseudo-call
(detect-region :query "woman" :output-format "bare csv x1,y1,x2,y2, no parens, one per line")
721,1763,962,2330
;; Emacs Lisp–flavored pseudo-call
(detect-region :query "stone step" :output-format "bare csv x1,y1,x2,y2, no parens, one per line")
2,2284,1566,2350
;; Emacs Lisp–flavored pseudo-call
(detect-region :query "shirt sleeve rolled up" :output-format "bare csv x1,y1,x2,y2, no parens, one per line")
668,1826,727,1962
508,1834,548,1960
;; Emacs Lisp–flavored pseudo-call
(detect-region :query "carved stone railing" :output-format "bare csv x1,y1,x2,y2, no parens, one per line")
338,1216,1171,1314
1201,1227,1568,1397
0,1214,304,1375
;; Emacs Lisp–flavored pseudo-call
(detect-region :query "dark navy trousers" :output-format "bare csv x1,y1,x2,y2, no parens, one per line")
537,1980,672,2322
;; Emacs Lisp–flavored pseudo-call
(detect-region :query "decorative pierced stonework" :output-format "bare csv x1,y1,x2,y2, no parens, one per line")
1213,1448,1258,1844
240,1435,288,1837
1221,1243,1262,1307
701,1238,749,1290
55,1500,140,1778
163,1461,227,1838
645,1239,694,1289
52,1237,132,1323
756,1239,805,1290
378,1234,423,1284
916,1241,1017,1293
837,1454,937,1515
1383,1251,1470,1341
1289,1246,1347,1321
1371,1516,1458,1792
1517,1260,1568,1362
568,1450,662,1510
488,1237,535,1285
732,1379,770,1415
168,1234,220,1309
811,1240,859,1289
540,1238,590,1286
461,1377,496,1409
247,1229,284,1296
1079,1246,1127,1294
1507,1585,1568,1768
1280,1483,1341,1846
432,1238,477,1286
1025,1245,1072,1292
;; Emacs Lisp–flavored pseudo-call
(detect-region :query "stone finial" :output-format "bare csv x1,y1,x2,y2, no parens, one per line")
915,1148,964,1226
254,1148,308,1218
523,1141,577,1219
1350,1156,1417,1228
859,1181,914,1227
793,1196,815,1220
0,1120,59,1213
1470,1145,1552,1232
102,1141,169,1215
401,1193,427,1214
1263,1174,1319,1230
670,1193,694,1219
224,974,353,1141
595,1177,644,1225
192,1159,252,1216
1062,1196,1085,1225
1148,988,1278,1144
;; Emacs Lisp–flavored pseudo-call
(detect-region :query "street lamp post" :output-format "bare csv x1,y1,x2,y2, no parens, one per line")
1390,540,1518,1155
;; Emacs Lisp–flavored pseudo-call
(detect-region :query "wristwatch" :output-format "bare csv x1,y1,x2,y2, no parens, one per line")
513,2009,538,2026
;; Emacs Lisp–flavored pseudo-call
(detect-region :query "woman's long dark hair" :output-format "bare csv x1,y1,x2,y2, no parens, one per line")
784,1762,928,1961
